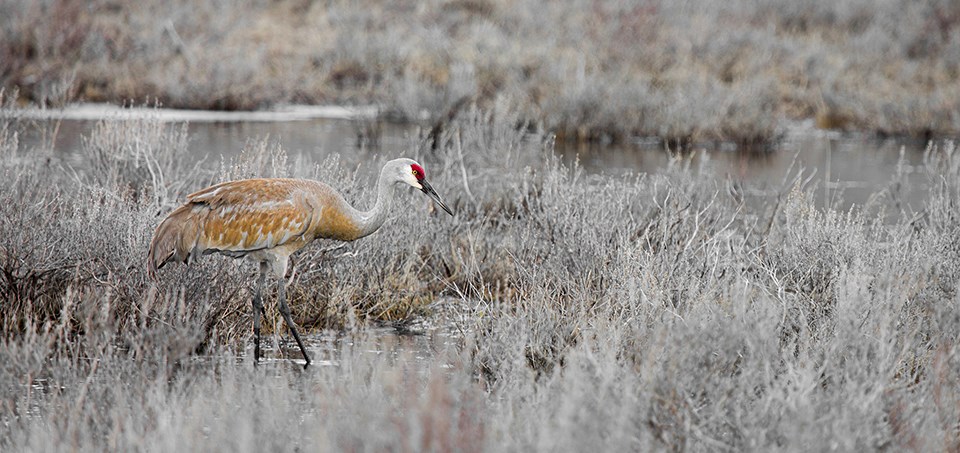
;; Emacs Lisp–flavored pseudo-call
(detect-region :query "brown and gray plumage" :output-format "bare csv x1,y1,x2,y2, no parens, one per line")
147,158,453,367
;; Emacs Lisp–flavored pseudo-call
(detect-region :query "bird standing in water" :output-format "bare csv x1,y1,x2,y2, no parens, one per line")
147,158,453,368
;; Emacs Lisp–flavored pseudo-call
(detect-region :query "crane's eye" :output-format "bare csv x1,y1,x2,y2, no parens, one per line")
410,163,426,180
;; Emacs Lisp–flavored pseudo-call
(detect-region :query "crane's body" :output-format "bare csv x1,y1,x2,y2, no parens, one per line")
149,178,371,277
147,158,453,367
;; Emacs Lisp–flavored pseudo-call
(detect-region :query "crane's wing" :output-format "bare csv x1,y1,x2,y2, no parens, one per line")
187,178,317,256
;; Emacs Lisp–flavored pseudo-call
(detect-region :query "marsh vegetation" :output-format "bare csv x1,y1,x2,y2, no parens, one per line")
2,90,960,450
4,0,960,145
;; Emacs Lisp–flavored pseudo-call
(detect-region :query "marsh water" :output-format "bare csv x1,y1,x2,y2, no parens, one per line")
21,106,933,214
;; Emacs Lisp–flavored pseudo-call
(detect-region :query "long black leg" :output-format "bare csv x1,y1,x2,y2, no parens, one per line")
252,262,267,365
277,279,311,369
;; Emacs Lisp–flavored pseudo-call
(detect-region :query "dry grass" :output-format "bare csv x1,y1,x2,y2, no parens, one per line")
3,0,960,146
3,97,960,450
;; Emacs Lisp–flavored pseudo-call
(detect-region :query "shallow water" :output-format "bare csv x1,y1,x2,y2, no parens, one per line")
254,327,453,372
13,105,933,213
179,297,477,371
558,126,932,214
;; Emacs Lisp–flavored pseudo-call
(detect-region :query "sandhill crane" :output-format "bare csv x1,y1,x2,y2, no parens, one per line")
147,158,453,368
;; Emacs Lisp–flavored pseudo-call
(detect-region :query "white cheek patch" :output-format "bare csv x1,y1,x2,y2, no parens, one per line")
404,171,421,188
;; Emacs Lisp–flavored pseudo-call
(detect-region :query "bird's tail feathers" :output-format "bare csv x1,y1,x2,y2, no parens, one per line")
147,205,201,280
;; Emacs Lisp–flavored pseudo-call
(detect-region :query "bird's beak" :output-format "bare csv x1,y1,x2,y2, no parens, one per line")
420,179,454,216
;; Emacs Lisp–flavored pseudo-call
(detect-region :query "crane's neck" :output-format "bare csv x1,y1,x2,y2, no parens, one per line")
355,166,397,238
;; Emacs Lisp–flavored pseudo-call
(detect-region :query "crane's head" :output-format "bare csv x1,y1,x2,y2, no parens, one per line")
391,158,454,216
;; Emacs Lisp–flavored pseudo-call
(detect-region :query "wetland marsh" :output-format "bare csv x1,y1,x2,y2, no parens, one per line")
4,0,960,450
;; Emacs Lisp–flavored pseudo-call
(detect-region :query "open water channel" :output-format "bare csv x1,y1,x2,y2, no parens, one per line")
16,103,934,214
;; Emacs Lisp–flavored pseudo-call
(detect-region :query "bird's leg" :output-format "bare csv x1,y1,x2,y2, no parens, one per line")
277,278,311,369
252,262,267,365
285,255,297,286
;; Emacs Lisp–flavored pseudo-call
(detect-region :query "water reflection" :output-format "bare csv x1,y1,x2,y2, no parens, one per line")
18,114,933,212
557,129,930,213
253,297,476,372
258,328,447,369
